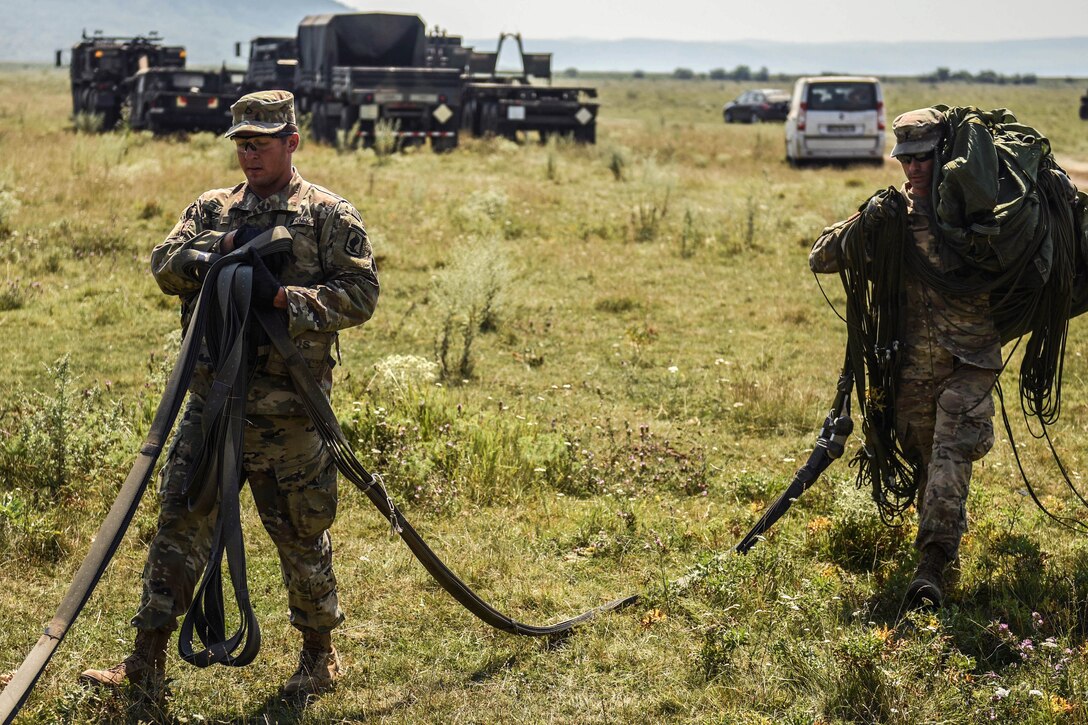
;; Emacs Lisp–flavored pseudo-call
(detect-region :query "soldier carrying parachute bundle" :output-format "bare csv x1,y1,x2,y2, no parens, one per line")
737,105,1088,612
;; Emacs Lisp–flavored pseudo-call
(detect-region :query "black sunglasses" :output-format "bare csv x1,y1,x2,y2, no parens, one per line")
898,152,934,164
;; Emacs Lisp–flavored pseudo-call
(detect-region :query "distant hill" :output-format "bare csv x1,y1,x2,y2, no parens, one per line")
2,0,351,68
2,1,1086,78
472,36,1088,78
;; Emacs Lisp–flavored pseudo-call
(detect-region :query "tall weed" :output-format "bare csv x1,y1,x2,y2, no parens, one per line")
431,236,511,381
0,356,132,498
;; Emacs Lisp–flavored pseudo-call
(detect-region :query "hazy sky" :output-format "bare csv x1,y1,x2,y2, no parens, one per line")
342,0,1087,42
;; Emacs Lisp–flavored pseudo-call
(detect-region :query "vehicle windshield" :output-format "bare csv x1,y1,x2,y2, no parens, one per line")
806,82,876,111
170,73,210,91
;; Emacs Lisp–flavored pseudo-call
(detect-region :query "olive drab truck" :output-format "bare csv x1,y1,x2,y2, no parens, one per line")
296,12,463,152
448,33,599,144
58,30,186,131
126,68,238,135
235,36,299,93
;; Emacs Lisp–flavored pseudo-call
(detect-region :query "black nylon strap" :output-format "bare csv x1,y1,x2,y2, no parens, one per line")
0,232,281,723
177,261,261,668
253,307,639,636
0,231,637,724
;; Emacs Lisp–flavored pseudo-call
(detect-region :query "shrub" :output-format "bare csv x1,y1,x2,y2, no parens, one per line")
373,117,401,162
72,111,104,134
430,236,511,381
0,356,133,498
630,190,670,243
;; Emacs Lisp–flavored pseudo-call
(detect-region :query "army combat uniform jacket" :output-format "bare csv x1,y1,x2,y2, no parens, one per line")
151,167,379,415
134,169,378,635
809,184,1001,559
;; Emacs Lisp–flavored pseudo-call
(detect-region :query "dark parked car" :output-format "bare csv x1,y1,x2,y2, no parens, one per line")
723,88,790,123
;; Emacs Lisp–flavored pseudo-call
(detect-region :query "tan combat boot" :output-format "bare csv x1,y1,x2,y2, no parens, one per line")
905,544,949,611
78,627,170,691
282,629,341,696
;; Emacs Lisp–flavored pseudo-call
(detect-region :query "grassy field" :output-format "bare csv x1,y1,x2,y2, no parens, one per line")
3,66,1088,723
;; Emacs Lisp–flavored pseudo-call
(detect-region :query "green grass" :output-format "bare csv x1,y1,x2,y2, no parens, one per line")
3,66,1088,722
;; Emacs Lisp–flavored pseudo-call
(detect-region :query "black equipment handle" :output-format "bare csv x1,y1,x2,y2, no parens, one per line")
734,356,853,554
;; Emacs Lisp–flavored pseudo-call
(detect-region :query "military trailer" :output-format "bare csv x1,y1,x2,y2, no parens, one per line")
296,13,463,151
127,68,236,135
235,36,299,93
59,31,185,131
446,33,599,144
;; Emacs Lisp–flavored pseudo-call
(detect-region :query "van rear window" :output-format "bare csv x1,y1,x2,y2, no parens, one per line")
806,82,876,111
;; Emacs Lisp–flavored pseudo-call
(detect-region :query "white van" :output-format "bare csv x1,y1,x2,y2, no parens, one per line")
784,76,886,165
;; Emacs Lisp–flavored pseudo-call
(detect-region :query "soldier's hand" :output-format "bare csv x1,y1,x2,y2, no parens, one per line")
231,225,265,251
860,191,899,232
250,250,284,309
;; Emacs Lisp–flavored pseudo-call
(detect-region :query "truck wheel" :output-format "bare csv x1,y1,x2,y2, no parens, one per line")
310,103,327,143
481,103,499,137
461,100,478,135
432,135,459,153
574,123,596,144
312,102,337,145
1081,102,1088,120
341,106,360,148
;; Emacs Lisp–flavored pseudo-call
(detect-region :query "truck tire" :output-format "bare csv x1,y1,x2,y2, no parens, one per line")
310,102,327,143
480,103,499,138
1081,101,1088,120
461,99,478,135
432,135,458,153
311,102,337,145
574,122,596,144
341,106,360,148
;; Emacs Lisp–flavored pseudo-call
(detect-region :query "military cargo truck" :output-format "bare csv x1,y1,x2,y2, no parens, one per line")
444,33,599,144
127,68,236,135
60,31,185,131
296,13,463,151
235,36,299,93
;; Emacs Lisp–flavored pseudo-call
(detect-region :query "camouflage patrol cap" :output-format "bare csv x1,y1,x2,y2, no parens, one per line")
890,108,944,158
224,90,297,139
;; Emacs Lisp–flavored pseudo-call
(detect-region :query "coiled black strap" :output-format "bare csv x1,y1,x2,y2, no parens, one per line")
0,233,636,723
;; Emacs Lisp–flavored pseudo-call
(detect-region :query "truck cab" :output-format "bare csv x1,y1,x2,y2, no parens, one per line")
127,68,234,135
237,36,298,93
62,31,185,131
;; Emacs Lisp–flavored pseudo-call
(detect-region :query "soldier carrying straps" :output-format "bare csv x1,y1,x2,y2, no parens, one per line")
0,232,637,725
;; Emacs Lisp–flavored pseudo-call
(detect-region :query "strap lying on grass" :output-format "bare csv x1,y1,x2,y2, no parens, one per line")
0,232,636,724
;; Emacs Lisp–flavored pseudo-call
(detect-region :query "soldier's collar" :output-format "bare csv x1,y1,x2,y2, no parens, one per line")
232,168,303,214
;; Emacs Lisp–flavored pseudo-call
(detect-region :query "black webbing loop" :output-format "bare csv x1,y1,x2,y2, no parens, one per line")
0,230,636,724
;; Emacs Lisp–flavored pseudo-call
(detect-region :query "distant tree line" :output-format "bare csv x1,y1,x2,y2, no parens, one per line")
919,67,1038,85
668,65,773,81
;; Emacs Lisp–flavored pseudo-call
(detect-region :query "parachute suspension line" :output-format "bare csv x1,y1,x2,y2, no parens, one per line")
995,381,1088,534
834,192,919,523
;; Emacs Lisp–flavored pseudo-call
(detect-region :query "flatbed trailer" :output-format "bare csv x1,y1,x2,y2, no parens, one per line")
447,33,598,143
297,13,463,151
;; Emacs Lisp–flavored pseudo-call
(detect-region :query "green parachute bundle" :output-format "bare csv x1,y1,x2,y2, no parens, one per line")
835,106,1088,525
924,106,1087,424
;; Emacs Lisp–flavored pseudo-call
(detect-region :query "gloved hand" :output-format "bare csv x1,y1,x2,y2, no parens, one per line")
231,224,264,250
860,191,900,232
249,250,282,308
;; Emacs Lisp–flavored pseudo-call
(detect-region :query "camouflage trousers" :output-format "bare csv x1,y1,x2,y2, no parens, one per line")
132,393,344,634
896,361,997,560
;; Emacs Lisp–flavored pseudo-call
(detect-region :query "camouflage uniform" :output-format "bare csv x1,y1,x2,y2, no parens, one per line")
135,166,379,634
809,186,1001,560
